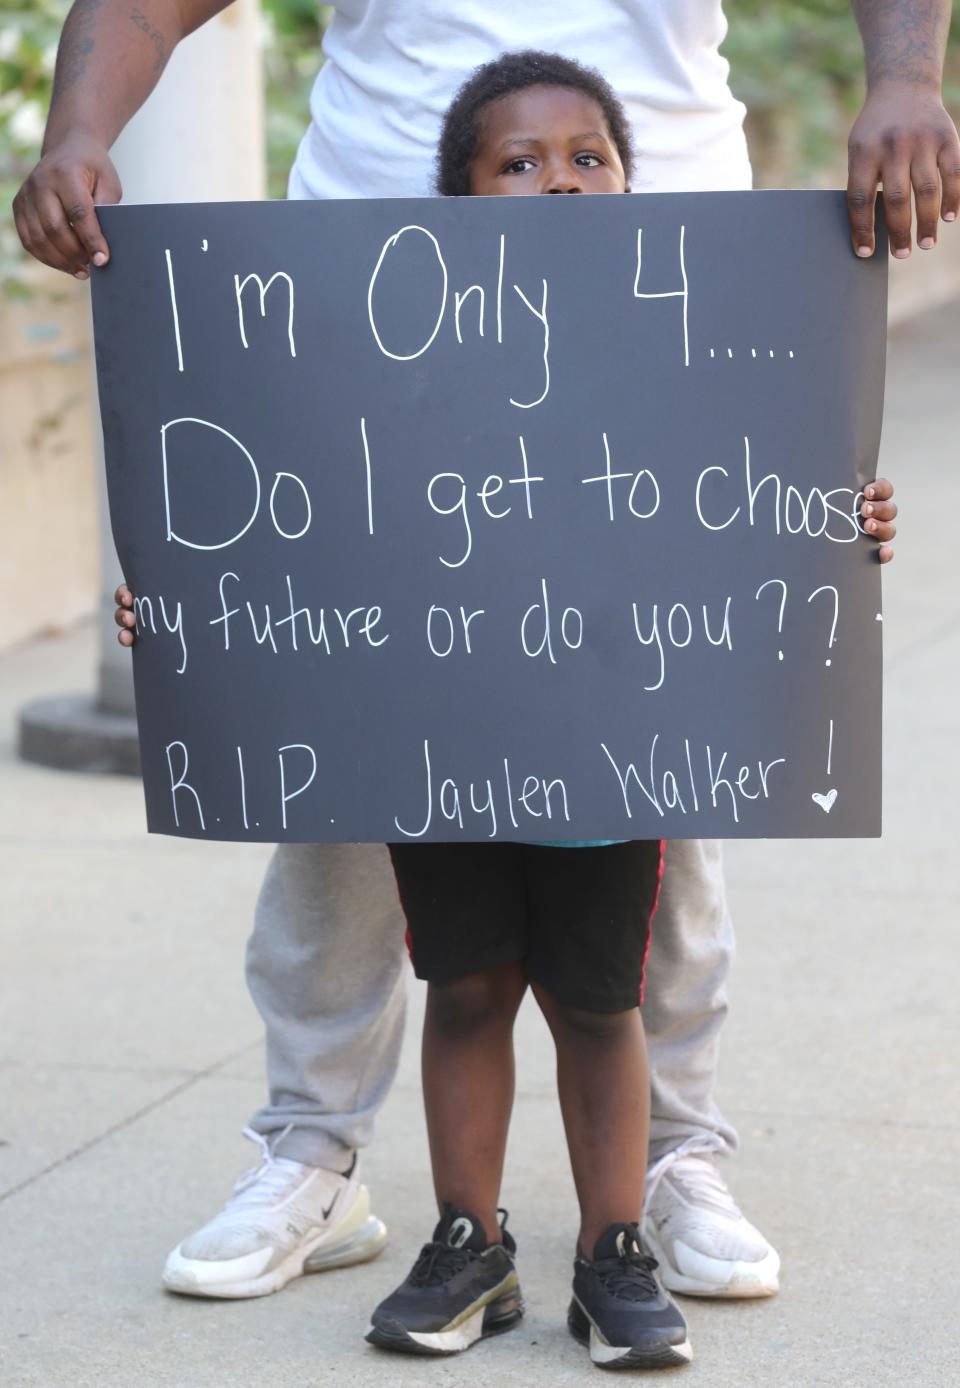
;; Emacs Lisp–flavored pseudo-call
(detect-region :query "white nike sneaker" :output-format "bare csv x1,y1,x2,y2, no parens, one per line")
162,1129,388,1299
643,1144,780,1299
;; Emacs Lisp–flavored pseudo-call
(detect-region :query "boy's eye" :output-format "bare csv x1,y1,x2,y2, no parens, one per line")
504,157,536,174
575,153,604,168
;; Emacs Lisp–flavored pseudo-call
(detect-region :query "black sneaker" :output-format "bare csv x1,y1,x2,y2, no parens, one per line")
569,1222,692,1370
366,1205,524,1355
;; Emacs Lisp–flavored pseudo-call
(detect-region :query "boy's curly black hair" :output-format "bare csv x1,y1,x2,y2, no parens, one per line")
435,50,635,197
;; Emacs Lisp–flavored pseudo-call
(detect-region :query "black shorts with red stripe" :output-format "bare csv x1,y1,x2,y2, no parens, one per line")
388,840,663,1015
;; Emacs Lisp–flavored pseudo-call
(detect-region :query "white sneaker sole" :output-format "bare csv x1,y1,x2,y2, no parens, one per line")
365,1275,523,1356
163,1199,388,1300
568,1296,693,1370
643,1226,780,1300
589,1327,693,1370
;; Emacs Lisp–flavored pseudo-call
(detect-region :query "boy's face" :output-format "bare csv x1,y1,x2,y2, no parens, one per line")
468,86,628,197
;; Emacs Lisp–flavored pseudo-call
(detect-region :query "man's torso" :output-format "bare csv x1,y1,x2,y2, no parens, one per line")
289,0,751,200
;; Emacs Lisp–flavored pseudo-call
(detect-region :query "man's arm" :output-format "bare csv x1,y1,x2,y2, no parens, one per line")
13,0,231,278
849,0,960,256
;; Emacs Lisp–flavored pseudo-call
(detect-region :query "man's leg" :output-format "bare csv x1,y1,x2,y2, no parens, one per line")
643,839,737,1164
162,843,408,1299
246,842,408,1168
641,840,780,1298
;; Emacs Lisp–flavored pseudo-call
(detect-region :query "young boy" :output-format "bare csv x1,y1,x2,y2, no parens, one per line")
113,50,898,1372
361,50,893,1371
365,60,690,1368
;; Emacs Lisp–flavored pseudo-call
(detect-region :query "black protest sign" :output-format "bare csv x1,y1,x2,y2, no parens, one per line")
92,191,886,843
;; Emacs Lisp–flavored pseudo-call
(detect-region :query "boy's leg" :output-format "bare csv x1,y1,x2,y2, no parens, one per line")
390,841,533,1239
533,988,649,1252
162,843,407,1298
368,845,528,1355
641,839,780,1298
525,843,690,1370
522,839,660,1247
422,963,528,1242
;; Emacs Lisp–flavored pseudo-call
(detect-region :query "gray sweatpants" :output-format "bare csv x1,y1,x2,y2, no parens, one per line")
246,839,737,1171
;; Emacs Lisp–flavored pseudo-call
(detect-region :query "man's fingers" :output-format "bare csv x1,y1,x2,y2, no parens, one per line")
34,190,91,275
938,140,960,222
865,518,896,541
114,607,136,629
117,627,135,647
881,161,914,258
912,160,942,247
13,141,122,277
848,97,960,255
59,182,111,266
847,163,879,256
16,203,80,276
878,544,895,564
114,584,134,607
94,160,123,207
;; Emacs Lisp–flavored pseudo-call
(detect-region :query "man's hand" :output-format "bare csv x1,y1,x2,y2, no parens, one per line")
12,0,227,277
848,84,960,258
13,130,122,279
849,1,960,258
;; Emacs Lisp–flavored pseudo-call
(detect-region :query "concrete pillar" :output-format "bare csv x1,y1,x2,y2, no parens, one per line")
19,0,265,772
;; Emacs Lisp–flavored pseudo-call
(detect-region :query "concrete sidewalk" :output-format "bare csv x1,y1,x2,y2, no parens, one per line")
1,303,958,1387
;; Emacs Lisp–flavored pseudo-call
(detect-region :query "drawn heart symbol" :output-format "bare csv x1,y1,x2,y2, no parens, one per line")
812,789,838,813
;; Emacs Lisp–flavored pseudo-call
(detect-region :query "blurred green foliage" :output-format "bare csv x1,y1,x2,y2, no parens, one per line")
0,0,67,292
1,0,958,286
261,0,327,198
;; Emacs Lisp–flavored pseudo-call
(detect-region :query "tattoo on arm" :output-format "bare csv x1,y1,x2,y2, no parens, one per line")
129,7,169,76
852,0,950,87
51,0,170,103
52,0,104,97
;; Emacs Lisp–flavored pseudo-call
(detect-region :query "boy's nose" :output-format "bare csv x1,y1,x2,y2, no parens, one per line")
543,156,583,195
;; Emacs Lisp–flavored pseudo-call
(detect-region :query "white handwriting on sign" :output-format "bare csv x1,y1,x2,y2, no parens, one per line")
581,433,661,522
634,225,689,366
366,225,550,408
164,740,321,834
521,579,584,664
161,416,373,551
426,604,485,657
393,738,572,840
632,598,733,691
601,735,787,826
132,593,188,674
695,436,862,541
426,436,544,567
164,251,299,368
234,271,297,358
142,205,871,844
208,572,389,654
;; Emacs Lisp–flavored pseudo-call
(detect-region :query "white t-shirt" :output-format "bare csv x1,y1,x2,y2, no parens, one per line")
288,0,751,201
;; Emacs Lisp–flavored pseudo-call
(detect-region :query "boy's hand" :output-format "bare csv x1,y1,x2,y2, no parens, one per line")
114,583,136,646
861,477,897,563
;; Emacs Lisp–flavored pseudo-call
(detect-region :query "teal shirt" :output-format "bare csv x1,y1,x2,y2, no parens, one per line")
540,840,626,847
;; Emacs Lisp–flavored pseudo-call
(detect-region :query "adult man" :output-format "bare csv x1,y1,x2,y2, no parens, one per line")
16,0,958,1305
